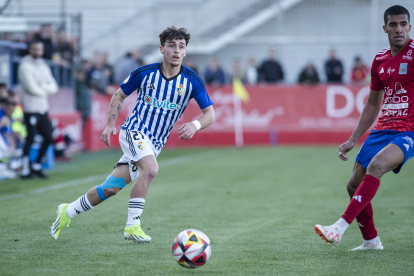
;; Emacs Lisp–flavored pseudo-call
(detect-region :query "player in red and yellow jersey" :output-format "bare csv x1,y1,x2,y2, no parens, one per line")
314,5,414,251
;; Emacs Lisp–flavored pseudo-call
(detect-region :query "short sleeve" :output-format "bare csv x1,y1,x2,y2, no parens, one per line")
191,77,214,109
370,59,382,91
120,72,139,96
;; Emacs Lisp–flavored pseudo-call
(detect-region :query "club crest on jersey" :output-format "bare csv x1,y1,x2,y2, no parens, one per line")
177,84,185,96
137,141,145,150
399,63,407,74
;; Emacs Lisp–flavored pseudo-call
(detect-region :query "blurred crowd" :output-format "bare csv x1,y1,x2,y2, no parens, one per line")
196,49,369,87
2,23,78,66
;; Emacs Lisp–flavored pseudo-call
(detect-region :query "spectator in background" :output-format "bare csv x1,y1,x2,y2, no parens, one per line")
55,29,74,65
245,58,258,85
35,24,55,60
258,50,284,83
204,58,226,85
87,52,115,95
231,59,244,81
325,49,344,83
298,63,320,86
351,56,369,85
114,50,141,84
18,40,58,179
184,59,198,75
76,59,91,124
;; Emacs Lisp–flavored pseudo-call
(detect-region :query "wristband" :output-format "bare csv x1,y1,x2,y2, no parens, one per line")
191,120,201,130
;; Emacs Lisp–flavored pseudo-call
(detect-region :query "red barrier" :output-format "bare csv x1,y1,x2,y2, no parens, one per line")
83,85,373,150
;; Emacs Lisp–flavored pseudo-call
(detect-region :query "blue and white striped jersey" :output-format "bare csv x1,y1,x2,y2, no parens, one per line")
120,63,213,150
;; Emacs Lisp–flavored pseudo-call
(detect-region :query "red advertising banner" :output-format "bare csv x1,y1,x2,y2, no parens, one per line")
83,85,372,150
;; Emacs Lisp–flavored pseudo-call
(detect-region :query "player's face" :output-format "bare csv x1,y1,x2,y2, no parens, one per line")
160,39,186,67
383,14,411,47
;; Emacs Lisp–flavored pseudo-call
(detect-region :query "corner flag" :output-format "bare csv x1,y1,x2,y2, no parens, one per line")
233,78,250,103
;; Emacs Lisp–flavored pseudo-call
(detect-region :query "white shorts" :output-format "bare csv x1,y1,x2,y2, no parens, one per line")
115,129,161,181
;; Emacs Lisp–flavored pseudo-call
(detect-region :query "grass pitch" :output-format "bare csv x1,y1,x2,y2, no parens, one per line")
0,146,413,275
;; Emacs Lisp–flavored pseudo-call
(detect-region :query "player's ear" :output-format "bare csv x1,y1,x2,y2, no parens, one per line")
160,46,164,54
383,25,387,33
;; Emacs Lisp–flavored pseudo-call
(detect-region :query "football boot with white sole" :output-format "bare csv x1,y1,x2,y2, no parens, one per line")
349,238,383,251
124,224,151,244
314,224,342,247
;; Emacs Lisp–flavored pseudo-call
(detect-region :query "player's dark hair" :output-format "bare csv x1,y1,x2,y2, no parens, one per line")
159,26,190,46
384,5,410,25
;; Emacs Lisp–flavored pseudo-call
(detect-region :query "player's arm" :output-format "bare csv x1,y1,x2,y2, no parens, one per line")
339,89,384,161
178,106,215,140
101,88,128,147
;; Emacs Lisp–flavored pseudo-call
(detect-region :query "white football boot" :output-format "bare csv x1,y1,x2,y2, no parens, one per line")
349,238,383,251
314,223,342,247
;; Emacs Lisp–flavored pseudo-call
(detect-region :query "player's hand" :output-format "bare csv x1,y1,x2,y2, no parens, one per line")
101,126,117,147
178,122,197,140
338,140,355,161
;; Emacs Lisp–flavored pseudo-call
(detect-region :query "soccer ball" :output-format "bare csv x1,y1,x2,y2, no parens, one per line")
172,229,211,269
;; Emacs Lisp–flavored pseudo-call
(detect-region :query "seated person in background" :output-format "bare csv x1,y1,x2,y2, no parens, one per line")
351,56,369,85
8,92,25,171
0,97,17,179
52,118,71,162
298,63,320,86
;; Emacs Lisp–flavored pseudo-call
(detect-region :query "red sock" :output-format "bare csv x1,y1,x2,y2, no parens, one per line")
342,175,380,224
355,202,378,240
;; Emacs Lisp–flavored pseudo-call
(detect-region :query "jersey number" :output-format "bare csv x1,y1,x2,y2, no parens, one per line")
131,130,144,141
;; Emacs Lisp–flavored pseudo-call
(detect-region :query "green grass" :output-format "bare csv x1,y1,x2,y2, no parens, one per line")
0,147,413,275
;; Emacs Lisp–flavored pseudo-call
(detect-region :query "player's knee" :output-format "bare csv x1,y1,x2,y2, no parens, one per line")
104,187,121,197
96,175,128,201
346,181,355,195
346,177,359,195
144,165,158,181
367,157,387,175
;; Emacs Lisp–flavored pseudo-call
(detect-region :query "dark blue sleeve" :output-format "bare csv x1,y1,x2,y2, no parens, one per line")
191,77,214,109
119,72,140,96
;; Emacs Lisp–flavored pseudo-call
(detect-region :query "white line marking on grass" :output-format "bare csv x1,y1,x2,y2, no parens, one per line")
29,174,108,195
0,150,221,202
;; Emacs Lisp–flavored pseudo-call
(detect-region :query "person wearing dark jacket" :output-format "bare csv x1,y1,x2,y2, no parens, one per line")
298,63,320,85
325,49,344,83
204,58,225,85
258,50,284,83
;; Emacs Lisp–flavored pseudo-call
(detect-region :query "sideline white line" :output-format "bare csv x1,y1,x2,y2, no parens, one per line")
0,150,221,202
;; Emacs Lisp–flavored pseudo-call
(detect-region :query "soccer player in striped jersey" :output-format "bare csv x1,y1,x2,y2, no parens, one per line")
315,5,414,251
50,26,215,243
